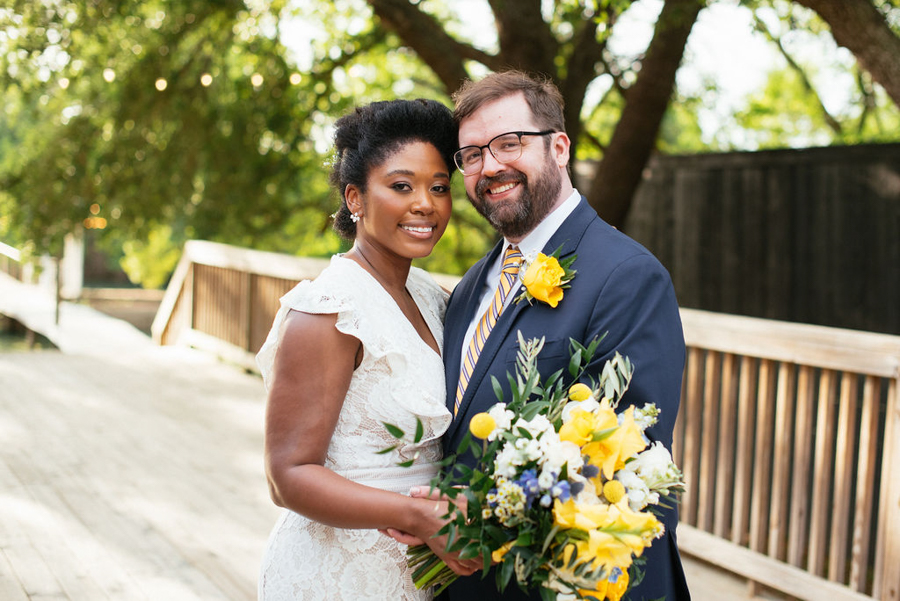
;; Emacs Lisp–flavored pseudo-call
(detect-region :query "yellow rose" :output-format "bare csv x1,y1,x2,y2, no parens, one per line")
469,412,497,439
521,253,566,307
568,382,593,401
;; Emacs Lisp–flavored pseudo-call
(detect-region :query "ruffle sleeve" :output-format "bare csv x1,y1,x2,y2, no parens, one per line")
256,257,451,441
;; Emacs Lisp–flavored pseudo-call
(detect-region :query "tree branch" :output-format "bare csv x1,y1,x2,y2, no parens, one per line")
793,0,900,108
365,0,489,92
752,12,842,134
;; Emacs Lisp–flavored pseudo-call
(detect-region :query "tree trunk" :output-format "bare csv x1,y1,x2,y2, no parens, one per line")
488,0,559,77
793,0,900,109
586,0,704,230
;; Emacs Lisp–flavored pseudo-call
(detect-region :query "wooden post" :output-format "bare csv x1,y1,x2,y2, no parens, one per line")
874,378,900,601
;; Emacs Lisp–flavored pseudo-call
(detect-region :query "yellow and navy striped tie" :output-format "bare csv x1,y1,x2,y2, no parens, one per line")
454,245,523,415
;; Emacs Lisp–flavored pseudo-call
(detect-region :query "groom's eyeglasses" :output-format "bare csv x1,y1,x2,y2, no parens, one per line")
453,130,555,176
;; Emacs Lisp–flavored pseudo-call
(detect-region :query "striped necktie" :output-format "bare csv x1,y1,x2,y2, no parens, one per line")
454,245,523,415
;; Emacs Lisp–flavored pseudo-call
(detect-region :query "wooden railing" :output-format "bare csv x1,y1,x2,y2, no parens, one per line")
674,310,900,601
153,241,900,600
0,241,22,280
151,240,330,370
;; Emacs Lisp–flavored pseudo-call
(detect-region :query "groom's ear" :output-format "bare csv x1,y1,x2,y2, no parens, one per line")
551,132,570,169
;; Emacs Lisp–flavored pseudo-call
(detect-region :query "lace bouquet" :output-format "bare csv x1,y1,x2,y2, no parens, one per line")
388,332,684,601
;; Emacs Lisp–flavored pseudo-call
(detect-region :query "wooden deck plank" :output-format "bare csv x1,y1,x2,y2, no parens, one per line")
0,550,31,601
0,292,279,601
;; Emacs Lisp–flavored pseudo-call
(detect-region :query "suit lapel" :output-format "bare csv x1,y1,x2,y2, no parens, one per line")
447,197,597,437
443,243,503,414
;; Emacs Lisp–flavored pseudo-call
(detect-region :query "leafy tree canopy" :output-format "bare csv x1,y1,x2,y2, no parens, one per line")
1,0,899,285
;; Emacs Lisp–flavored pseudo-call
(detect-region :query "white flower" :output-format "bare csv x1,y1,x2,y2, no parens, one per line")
633,403,660,431
487,403,515,440
617,468,657,510
561,398,601,422
632,441,677,482
514,414,553,438
516,250,541,285
538,468,557,490
514,437,542,462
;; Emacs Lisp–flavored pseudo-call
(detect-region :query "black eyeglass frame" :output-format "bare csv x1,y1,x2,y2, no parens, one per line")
453,130,556,175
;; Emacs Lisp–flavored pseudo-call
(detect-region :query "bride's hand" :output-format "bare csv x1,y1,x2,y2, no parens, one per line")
408,487,480,576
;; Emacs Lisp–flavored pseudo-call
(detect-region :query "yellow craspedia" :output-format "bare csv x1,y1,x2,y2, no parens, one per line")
469,412,497,439
603,479,626,504
568,382,593,401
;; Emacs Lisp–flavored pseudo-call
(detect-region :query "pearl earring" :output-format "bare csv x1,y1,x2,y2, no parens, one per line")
350,212,360,223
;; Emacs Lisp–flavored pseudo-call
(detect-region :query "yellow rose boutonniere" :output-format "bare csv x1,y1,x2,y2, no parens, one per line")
516,246,576,308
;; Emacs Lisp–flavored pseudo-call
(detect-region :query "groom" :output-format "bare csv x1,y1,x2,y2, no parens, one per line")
443,71,689,601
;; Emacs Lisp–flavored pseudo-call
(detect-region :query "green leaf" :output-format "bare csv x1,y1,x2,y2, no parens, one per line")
567,348,582,376
498,554,515,589
414,417,424,443
491,375,504,403
383,422,405,439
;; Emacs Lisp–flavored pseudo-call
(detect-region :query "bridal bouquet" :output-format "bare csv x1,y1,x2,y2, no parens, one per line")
387,333,684,601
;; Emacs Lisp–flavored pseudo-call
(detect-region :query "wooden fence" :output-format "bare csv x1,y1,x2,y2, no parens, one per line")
153,240,900,601
622,143,900,336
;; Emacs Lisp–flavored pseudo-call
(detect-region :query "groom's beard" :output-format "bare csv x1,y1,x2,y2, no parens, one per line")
469,157,562,240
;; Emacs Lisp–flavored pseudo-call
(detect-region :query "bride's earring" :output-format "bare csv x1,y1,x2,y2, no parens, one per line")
350,212,360,223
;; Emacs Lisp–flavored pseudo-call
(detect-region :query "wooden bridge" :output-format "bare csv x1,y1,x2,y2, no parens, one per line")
2,238,899,600
0,272,280,600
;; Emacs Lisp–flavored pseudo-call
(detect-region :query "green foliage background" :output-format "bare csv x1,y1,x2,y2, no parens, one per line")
1,0,898,287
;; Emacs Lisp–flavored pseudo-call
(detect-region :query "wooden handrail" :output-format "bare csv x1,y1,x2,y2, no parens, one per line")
152,241,900,600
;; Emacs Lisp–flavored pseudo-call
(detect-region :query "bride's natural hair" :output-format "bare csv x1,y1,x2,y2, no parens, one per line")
330,98,457,240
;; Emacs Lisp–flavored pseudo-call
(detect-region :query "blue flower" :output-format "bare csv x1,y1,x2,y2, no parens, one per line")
582,462,599,479
570,481,584,497
515,469,541,506
550,480,571,502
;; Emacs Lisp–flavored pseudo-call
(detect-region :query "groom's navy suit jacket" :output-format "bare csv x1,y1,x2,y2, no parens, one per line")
441,198,691,601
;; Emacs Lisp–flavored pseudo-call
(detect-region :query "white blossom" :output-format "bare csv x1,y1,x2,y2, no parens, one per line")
633,403,660,431
561,398,601,422
487,403,515,440
617,468,657,510
632,442,679,483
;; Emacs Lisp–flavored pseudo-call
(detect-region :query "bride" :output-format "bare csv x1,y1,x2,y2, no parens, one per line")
255,98,479,600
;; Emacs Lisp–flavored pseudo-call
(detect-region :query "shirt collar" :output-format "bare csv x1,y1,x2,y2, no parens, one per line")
502,188,581,260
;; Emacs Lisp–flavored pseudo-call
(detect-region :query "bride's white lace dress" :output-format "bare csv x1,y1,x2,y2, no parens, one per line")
255,256,452,601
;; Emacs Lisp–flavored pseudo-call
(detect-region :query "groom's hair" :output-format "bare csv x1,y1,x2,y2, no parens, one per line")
453,70,566,135
330,98,457,240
